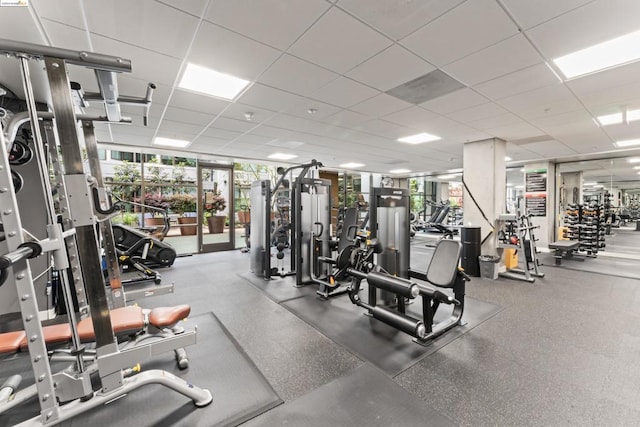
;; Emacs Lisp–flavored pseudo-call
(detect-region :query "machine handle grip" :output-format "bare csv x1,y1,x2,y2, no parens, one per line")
432,290,460,305
314,221,324,238
143,83,156,126
92,187,118,215
0,242,41,286
457,268,471,282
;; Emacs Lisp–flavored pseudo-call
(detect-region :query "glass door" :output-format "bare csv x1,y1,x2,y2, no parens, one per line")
198,163,234,252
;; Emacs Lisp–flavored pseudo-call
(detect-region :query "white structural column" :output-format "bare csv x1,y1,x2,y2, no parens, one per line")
463,138,506,255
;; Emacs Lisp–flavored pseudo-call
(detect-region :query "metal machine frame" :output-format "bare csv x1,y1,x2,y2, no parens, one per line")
0,38,211,426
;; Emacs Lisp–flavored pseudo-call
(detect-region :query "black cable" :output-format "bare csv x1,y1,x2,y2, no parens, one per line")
461,177,495,245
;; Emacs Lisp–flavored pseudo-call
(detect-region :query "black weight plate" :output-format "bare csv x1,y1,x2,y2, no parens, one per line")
11,170,23,193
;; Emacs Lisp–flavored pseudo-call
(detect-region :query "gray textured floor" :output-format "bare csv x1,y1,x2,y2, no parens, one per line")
139,248,640,426
16,245,639,426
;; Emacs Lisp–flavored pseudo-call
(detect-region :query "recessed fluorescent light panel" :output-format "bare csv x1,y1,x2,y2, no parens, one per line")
267,153,298,160
505,156,512,161
633,166,640,170
598,109,640,126
437,174,455,180
340,162,365,168
179,63,250,100
390,169,411,174
153,137,191,148
397,132,441,144
628,157,640,163
553,29,640,79
583,182,597,186
615,138,640,147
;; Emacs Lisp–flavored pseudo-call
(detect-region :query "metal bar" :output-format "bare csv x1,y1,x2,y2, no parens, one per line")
0,106,60,424
44,56,116,348
42,121,89,316
94,70,122,122
82,120,125,308
0,38,131,72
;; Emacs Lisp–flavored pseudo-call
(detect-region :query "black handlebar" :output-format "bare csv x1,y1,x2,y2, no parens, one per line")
92,187,119,215
0,242,41,287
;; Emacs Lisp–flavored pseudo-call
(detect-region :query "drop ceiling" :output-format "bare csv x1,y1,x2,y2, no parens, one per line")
2,0,640,176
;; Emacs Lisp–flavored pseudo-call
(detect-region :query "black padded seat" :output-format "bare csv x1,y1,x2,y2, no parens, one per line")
426,239,462,288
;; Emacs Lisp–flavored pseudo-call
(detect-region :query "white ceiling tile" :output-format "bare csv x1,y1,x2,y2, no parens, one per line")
443,35,541,86
258,54,338,97
32,0,86,29
157,119,206,136
601,121,640,142
484,121,546,141
201,127,242,141
91,35,181,86
497,84,582,118
435,124,492,143
0,7,43,44
169,89,231,114
288,7,392,74
210,116,258,133
447,102,508,123
318,110,370,127
310,77,379,108
156,0,208,16
527,0,640,60
249,125,294,139
528,110,592,129
263,114,332,135
234,134,275,145
350,94,413,118
237,84,308,112
466,113,523,131
474,63,560,101
400,0,517,66
346,45,435,92
356,119,415,139
206,0,330,50
285,100,343,120
188,21,281,81
220,103,277,124
338,0,465,40
41,20,91,51
500,0,593,30
163,106,216,126
190,136,233,151
85,0,198,58
421,88,488,114
382,106,440,129
577,81,640,111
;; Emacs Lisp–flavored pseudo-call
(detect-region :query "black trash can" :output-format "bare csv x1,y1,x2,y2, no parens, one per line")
461,227,481,277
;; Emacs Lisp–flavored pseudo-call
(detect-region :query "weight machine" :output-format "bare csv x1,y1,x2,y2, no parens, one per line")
0,38,211,426
333,187,469,345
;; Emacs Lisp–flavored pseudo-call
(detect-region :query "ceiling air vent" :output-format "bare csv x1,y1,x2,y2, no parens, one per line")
384,159,408,165
386,69,465,104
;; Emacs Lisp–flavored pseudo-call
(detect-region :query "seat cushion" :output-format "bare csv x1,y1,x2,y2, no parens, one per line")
19,323,72,350
78,306,145,342
148,305,190,328
0,330,26,354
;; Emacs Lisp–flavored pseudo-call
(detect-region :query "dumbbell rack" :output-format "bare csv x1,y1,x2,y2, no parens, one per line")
562,203,605,256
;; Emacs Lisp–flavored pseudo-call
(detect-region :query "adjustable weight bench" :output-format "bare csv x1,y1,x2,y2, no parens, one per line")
0,305,192,367
548,240,582,265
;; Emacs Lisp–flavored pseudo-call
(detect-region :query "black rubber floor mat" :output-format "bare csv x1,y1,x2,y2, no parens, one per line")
0,312,282,427
244,363,455,426
282,290,502,376
239,271,318,303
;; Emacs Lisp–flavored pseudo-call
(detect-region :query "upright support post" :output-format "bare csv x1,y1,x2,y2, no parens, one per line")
82,121,125,308
43,57,117,350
